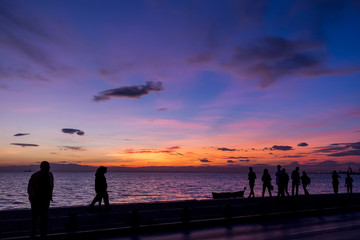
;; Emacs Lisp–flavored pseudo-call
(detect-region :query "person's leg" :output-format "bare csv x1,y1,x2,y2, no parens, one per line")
39,201,50,238
31,203,39,237
103,192,110,207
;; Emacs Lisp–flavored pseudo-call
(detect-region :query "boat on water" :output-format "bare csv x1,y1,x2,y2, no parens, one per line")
212,187,246,199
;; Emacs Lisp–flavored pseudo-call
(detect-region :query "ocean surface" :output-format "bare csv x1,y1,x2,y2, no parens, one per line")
0,172,359,211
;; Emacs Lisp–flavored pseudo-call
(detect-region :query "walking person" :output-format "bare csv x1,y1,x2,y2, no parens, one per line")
261,169,272,197
291,167,300,196
332,170,341,194
301,171,311,196
89,166,110,209
280,168,290,197
248,167,256,198
345,172,353,195
275,165,282,197
28,161,54,238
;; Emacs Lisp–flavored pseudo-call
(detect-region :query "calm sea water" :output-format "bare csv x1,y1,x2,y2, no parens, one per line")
0,172,359,211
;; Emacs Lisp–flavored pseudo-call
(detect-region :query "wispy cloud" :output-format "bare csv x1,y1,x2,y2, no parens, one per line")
124,146,181,155
59,146,86,151
314,142,360,157
94,81,164,101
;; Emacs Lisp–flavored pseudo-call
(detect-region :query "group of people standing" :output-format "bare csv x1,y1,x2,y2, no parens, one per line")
248,165,354,198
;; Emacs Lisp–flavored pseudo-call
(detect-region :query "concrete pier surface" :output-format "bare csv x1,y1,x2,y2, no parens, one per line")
1,193,360,239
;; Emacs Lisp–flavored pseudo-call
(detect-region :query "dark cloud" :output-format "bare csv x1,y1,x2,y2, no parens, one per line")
272,145,294,151
217,147,237,152
230,36,327,88
60,146,86,151
314,142,360,157
200,158,211,163
227,160,234,163
298,142,309,147
157,108,168,111
94,81,164,101
61,128,85,136
11,143,39,147
281,155,303,158
14,133,29,137
227,156,251,160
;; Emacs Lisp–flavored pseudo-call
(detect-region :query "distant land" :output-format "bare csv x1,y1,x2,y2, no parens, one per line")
0,162,359,173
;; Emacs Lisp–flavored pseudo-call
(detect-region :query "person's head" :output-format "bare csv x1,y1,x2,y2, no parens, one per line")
347,172,351,177
296,167,299,171
249,167,253,172
333,170,337,174
96,166,107,175
40,161,50,172
303,171,307,175
277,165,281,170
282,168,286,173
264,168,268,174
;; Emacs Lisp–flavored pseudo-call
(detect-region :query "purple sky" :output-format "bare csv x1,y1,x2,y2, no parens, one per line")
1,0,360,171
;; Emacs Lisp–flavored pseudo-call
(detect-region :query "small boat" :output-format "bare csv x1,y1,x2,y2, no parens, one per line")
212,187,246,199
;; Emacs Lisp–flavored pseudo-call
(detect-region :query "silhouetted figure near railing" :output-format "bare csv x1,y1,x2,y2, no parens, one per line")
89,166,110,209
28,161,54,238
301,171,310,196
332,170,340,194
345,172,353,195
275,165,282,197
280,168,290,197
291,167,300,196
261,169,272,197
248,167,256,198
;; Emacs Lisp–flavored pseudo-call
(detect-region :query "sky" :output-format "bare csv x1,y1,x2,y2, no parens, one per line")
1,0,360,172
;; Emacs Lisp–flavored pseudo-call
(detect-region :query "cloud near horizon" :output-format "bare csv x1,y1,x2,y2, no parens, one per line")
217,147,237,151
314,142,360,157
272,145,294,151
93,81,164,101
61,128,85,136
298,142,309,147
200,158,211,163
124,146,180,155
59,146,86,151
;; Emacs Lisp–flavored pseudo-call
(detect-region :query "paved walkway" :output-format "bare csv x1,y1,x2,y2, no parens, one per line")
1,193,360,239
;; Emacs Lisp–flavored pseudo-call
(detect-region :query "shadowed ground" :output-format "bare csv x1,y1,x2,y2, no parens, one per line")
1,193,360,239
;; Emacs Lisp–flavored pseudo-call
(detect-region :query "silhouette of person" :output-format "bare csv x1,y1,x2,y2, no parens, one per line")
261,169,272,197
301,171,310,196
89,166,110,209
275,165,282,197
291,167,300,196
248,167,256,198
28,161,54,238
332,170,341,194
345,172,353,195
280,168,290,197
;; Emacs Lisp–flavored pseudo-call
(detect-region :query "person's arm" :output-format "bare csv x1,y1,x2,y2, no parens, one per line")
49,172,54,201
27,175,34,203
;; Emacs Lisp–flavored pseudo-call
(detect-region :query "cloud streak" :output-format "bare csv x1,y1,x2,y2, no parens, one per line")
11,143,39,147
14,133,29,137
94,81,164,101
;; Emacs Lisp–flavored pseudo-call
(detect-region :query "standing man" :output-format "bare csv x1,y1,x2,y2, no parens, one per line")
291,167,300,196
28,161,54,238
248,167,256,198
275,165,282,197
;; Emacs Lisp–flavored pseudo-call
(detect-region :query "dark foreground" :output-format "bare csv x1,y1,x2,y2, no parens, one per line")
1,194,360,239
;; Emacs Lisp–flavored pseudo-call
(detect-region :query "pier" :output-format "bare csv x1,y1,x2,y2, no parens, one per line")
1,193,360,239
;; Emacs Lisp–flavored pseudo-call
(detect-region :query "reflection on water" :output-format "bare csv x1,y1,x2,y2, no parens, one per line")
0,172,359,210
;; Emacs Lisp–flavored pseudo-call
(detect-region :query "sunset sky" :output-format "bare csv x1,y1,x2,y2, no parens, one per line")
1,0,360,171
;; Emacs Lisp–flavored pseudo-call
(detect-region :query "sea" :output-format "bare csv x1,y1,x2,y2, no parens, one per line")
0,172,359,211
